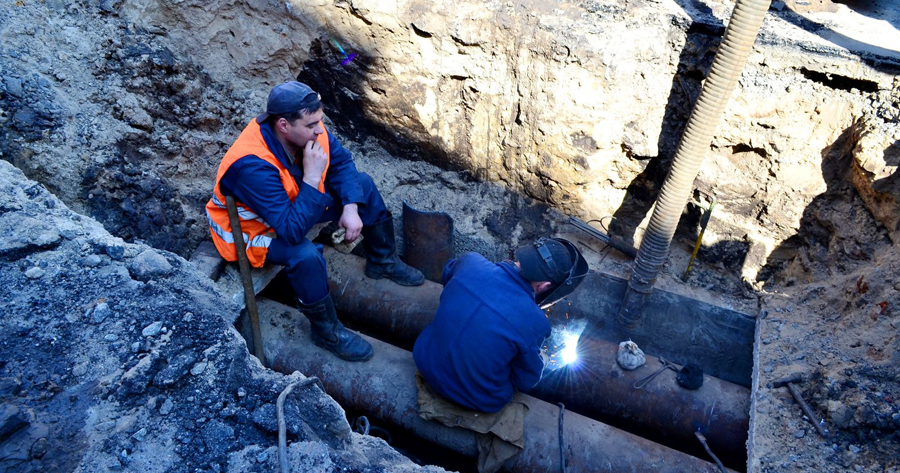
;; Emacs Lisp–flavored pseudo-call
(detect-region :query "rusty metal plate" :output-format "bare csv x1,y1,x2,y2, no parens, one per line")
402,202,454,283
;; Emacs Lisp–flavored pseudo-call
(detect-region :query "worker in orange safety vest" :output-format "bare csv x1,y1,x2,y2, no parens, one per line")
206,81,424,361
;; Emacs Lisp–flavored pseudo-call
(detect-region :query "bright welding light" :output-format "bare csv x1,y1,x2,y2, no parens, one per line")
560,331,580,365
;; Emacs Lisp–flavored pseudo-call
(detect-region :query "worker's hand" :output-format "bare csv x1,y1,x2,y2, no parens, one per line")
301,141,328,189
339,204,363,242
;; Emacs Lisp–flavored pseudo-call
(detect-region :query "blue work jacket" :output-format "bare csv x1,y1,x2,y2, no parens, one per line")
413,252,550,412
218,122,363,245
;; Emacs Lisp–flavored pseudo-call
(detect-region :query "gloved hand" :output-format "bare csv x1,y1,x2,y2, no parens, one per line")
540,348,551,367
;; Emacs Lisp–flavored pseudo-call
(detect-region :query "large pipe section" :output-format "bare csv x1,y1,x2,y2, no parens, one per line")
618,0,772,328
323,249,749,467
257,298,736,473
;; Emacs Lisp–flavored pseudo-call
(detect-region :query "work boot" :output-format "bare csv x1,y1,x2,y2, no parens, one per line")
298,294,374,361
362,216,425,286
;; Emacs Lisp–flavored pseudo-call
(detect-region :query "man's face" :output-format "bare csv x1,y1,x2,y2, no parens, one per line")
280,108,325,149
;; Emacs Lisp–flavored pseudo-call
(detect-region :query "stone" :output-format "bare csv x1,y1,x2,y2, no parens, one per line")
154,350,198,386
202,420,235,449
129,250,173,281
0,404,30,441
118,352,162,396
99,0,121,14
159,398,174,415
83,254,103,267
30,437,49,459
0,215,62,260
132,427,147,442
190,361,208,376
4,77,24,98
92,302,112,323
105,244,125,260
0,378,22,397
142,321,163,337
104,334,119,342
827,400,855,429
24,267,45,279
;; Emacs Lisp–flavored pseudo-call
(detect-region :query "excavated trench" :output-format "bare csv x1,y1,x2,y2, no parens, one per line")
3,0,900,471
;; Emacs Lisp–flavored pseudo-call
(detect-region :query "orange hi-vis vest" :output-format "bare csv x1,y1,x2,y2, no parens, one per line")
206,119,330,268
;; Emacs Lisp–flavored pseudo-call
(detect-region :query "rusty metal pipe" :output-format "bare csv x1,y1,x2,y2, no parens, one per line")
257,298,736,473
323,248,749,466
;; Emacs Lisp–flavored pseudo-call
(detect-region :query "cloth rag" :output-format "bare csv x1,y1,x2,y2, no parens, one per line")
416,374,527,473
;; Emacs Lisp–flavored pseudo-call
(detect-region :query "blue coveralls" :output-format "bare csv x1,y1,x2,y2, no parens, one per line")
219,122,389,303
413,253,550,412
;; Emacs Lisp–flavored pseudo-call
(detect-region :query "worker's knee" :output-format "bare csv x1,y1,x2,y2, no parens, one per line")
292,242,325,268
277,241,326,273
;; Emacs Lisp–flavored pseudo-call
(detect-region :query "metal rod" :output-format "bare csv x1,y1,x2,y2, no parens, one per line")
225,195,266,365
785,383,829,438
258,298,737,473
682,198,716,281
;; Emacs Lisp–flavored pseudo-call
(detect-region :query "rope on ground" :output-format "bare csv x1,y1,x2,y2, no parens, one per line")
694,431,727,473
557,402,567,473
277,376,323,473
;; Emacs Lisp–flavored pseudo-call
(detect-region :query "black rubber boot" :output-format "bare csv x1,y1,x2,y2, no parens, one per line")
298,294,374,362
362,216,425,286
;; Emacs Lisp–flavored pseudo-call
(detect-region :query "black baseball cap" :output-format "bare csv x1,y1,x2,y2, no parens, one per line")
256,81,322,123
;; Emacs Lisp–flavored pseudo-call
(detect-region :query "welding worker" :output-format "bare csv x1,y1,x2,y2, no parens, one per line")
413,237,588,413
206,81,424,362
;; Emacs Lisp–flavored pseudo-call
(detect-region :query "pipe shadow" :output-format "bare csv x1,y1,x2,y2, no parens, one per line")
609,0,724,246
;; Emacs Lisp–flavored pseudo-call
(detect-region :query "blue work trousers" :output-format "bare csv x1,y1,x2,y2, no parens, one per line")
265,172,389,304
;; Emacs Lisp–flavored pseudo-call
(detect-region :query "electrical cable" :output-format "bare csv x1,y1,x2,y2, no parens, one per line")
353,416,370,436
694,431,727,473
557,402,567,473
277,376,324,473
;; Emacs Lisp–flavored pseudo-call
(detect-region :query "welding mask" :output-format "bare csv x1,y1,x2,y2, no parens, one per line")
516,237,588,308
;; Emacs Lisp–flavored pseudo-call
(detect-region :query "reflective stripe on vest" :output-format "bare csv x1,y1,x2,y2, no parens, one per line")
205,119,330,268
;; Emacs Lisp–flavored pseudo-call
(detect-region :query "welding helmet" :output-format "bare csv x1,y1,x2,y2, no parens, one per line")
516,237,588,308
